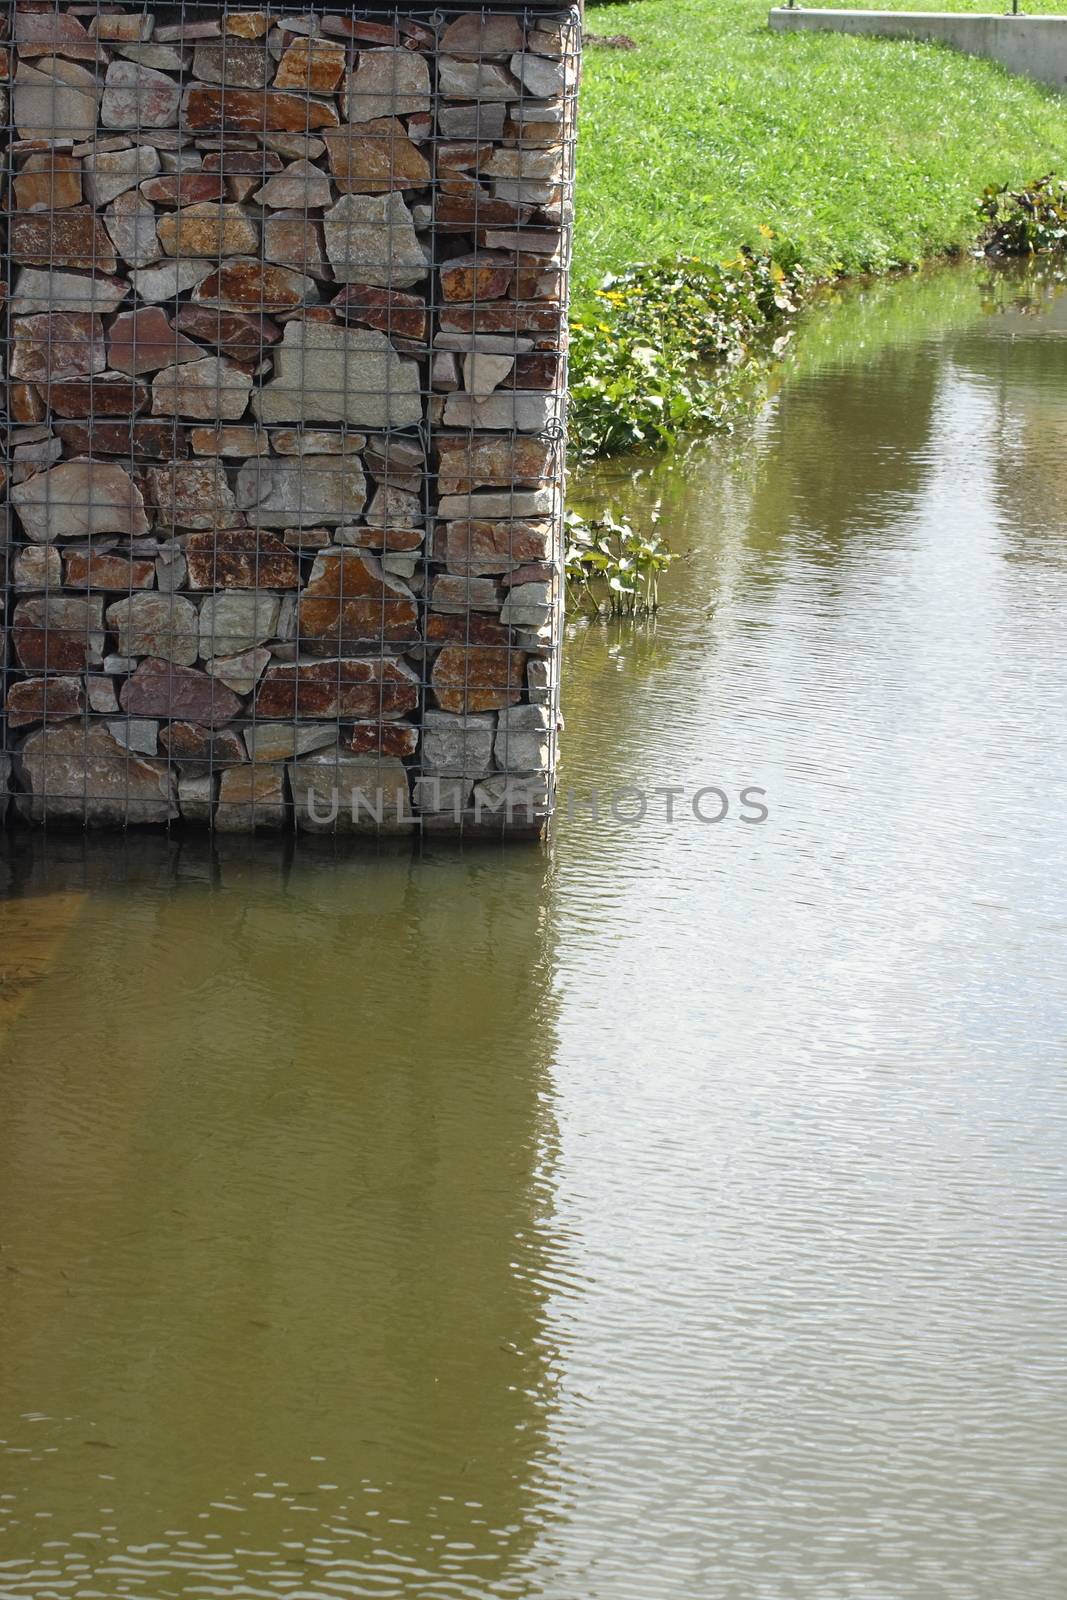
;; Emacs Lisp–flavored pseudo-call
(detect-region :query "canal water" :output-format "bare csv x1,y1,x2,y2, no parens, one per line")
2,260,1066,1600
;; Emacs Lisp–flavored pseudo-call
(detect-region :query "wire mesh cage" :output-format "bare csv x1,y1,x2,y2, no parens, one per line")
0,0,578,837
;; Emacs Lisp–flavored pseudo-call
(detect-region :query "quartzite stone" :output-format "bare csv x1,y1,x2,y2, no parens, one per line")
11,208,118,274
261,213,330,276
14,60,100,142
438,102,507,141
255,655,419,719
436,433,554,493
46,377,150,418
323,118,431,194
101,61,182,129
182,83,340,132
330,282,427,341
192,38,272,88
275,36,347,92
13,545,63,592
191,257,318,312
12,458,149,542
16,724,177,826
159,723,246,764
131,259,214,303
122,660,242,725
297,549,418,652
190,425,267,457
244,723,338,762
14,152,83,212
235,454,368,526
345,721,420,758
64,550,157,590
151,355,253,420
224,11,272,38
322,191,428,288
172,303,281,364
510,51,569,98
439,13,525,56
156,202,259,258
495,702,552,771
344,48,431,122
90,12,156,42
11,312,105,383
215,765,288,832
104,191,162,268
207,648,272,696
288,752,413,832
438,488,557,521
14,8,103,61
437,57,518,101
147,460,241,529
254,158,333,209
251,320,422,428
54,420,185,459
13,595,106,670
5,676,86,729
106,593,199,665
440,252,514,303
108,306,200,374
422,710,496,776
439,519,552,573
84,144,161,205
140,172,225,204
431,642,526,713
186,528,300,590
199,592,280,657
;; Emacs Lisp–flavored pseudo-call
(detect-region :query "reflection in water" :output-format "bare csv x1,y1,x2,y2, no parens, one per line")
3,260,1067,1599
0,836,563,1597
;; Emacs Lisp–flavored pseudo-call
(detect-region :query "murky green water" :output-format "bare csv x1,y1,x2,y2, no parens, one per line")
2,261,1066,1600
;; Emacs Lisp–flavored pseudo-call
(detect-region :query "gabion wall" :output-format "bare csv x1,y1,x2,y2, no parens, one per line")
0,1,577,835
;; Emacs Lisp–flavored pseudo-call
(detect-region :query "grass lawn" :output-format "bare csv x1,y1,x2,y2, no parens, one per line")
573,0,1067,302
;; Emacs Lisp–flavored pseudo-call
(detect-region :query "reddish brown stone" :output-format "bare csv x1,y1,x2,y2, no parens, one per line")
156,202,260,259
121,660,242,726
255,657,419,720
425,611,512,648
431,643,526,713
202,149,283,177
6,675,86,729
172,303,281,365
109,306,202,375
185,529,300,591
323,119,431,194
11,311,104,383
140,173,226,205
11,207,118,273
436,191,526,231
437,143,490,175
159,723,246,764
502,563,556,587
440,252,514,303
63,551,157,591
274,37,346,92
330,283,427,341
13,597,104,672
298,550,419,654
55,420,187,459
514,352,561,390
183,85,340,133
440,301,562,343
11,383,48,424
45,378,150,418
344,721,419,758
323,17,399,45
14,152,83,211
436,436,555,494
192,260,314,313
223,11,272,39
436,520,554,574
338,526,423,553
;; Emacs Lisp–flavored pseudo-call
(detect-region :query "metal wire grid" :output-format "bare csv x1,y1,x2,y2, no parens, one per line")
1,0,578,836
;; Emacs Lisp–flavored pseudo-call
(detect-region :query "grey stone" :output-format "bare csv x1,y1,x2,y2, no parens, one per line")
437,58,518,101
106,593,200,665
437,489,559,521
84,144,161,206
413,776,473,815
322,192,428,289
442,391,564,432
16,724,177,826
147,460,240,530
527,657,555,705
101,61,182,129
116,41,192,71
14,544,63,590
261,212,330,276
438,102,507,141
251,320,422,429
235,455,368,527
179,772,217,823
132,259,215,303
254,159,332,209
423,710,495,777
494,704,552,772
107,718,159,756
12,268,129,318
484,147,562,180
14,60,100,142
206,647,271,696
462,351,514,396
12,459,149,542
192,39,271,88
199,593,281,657
152,356,253,421
365,485,421,529
87,675,120,713
430,575,501,613
345,48,431,123
288,751,414,833
500,581,555,629
509,51,568,98
104,192,162,268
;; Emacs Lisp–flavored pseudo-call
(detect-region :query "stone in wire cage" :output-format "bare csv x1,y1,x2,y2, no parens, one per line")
0,1,578,835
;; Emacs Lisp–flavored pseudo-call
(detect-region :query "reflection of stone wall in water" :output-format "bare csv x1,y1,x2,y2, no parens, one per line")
0,3,576,835
0,831,562,1587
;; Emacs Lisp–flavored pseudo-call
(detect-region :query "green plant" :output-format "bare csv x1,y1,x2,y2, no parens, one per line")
568,248,807,458
564,509,676,617
981,175,1067,255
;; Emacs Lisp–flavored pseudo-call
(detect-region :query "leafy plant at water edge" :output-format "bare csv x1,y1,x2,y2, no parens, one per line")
564,509,676,617
567,247,809,459
980,175,1067,255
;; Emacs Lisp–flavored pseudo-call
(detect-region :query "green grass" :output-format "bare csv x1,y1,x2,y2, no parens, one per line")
573,0,1067,303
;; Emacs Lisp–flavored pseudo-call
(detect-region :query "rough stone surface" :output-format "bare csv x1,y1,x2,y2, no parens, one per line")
102,61,182,129
235,455,368,527
109,306,200,374
423,711,496,776
322,191,428,287
186,529,299,590
107,593,199,666
12,267,129,317
494,703,552,772
157,202,260,259
104,191,162,269
84,145,161,206
297,549,419,652
252,320,422,428
6,676,86,729
151,356,253,421
121,659,242,725
12,459,149,542
254,158,332,210
12,313,106,383
289,752,413,832
16,724,176,825
276,37,347,93
256,656,420,720
147,460,240,529
199,593,281,657
13,596,106,671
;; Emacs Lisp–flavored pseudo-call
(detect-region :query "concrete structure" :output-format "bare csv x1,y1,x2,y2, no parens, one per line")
769,9,1067,92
